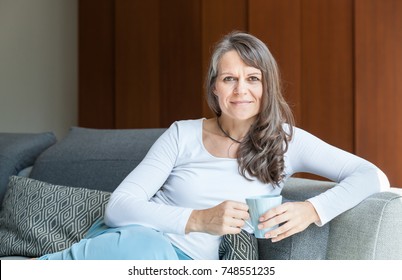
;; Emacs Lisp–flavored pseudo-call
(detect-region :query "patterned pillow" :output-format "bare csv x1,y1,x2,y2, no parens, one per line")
219,230,259,260
0,176,110,257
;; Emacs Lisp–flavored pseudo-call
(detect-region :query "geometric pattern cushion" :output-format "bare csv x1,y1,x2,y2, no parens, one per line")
219,230,259,260
0,176,110,257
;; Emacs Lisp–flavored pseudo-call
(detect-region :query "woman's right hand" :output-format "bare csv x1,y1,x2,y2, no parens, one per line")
185,201,250,235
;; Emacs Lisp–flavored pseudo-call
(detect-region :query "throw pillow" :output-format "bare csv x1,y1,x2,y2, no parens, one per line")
219,230,259,260
0,132,56,205
0,176,110,257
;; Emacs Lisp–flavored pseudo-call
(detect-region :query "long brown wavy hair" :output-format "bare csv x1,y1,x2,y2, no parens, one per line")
206,31,295,186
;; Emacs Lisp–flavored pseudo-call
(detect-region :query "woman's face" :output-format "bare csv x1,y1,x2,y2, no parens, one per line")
213,50,263,122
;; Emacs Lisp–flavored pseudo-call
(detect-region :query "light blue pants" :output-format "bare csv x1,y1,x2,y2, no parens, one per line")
38,219,192,260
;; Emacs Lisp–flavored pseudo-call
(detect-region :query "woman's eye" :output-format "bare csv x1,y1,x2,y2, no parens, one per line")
223,76,236,82
248,76,260,82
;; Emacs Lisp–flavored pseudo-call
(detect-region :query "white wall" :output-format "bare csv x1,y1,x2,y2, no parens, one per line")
0,0,77,139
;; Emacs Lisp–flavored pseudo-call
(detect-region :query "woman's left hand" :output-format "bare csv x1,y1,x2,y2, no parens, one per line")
257,201,320,242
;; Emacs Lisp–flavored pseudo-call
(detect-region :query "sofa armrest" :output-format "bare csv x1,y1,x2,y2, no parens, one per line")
280,178,402,260
326,189,402,259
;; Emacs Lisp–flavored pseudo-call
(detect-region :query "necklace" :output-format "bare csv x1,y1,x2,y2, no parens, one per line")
216,118,242,144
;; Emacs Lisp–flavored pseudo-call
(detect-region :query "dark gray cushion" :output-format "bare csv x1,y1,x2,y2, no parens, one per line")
257,196,330,260
0,132,56,205
254,178,335,260
257,222,329,260
256,179,335,260
0,176,110,257
29,127,166,192
282,177,336,200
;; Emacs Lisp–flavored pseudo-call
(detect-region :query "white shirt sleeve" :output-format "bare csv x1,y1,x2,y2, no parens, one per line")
287,127,390,226
104,122,193,235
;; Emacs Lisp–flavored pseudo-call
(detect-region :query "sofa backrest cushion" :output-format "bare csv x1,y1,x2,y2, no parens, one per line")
0,132,56,205
29,127,166,193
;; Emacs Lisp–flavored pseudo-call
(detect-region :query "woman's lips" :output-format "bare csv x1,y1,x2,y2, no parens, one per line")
231,101,253,104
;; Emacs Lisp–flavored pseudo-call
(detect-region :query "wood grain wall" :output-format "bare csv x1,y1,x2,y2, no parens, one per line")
354,0,402,188
79,0,402,188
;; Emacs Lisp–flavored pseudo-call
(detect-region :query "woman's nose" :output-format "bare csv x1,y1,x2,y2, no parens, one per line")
234,80,247,95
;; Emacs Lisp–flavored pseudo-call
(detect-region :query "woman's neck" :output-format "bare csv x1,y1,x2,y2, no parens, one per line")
217,116,253,142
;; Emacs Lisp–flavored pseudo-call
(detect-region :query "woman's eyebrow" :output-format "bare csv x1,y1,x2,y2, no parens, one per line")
219,71,262,76
218,72,234,76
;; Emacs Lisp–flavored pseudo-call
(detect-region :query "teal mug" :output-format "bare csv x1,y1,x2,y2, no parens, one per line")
245,194,282,238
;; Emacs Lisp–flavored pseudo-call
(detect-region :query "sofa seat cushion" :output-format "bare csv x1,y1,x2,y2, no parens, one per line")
0,132,56,205
29,127,166,193
0,176,110,257
257,222,330,260
255,178,336,260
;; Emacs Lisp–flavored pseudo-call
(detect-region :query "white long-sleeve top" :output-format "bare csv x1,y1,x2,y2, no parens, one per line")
104,119,389,260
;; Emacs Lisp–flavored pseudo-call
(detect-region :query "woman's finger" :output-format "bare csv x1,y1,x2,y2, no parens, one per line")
259,202,290,222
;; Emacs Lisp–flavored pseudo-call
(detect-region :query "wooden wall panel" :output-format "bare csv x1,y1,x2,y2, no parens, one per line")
249,0,302,124
78,0,401,187
249,0,354,181
201,0,248,118
115,0,160,128
249,0,354,153
78,0,115,128
159,0,203,128
301,0,354,152
355,0,402,187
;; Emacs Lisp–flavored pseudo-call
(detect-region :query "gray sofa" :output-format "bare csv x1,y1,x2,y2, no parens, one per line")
1,127,401,260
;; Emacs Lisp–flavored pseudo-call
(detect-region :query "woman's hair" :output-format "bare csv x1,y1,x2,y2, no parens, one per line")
206,31,295,186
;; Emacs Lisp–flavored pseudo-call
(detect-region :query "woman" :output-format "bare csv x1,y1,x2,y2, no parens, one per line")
39,31,389,260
